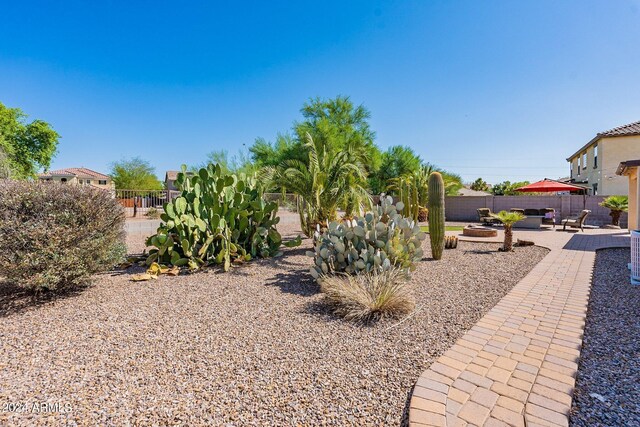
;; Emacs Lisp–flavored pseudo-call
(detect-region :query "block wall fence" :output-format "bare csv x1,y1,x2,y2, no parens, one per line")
444,195,627,228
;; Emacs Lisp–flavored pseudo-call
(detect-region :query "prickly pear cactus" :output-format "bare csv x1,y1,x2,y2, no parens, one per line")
308,195,426,279
428,172,445,260
146,164,300,272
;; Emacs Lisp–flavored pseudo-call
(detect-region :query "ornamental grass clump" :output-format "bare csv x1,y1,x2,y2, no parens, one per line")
0,180,126,293
319,267,414,322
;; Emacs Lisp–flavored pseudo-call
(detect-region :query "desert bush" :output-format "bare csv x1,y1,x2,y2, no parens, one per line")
145,207,160,219
308,195,426,278
319,267,414,322
0,180,126,292
146,164,300,272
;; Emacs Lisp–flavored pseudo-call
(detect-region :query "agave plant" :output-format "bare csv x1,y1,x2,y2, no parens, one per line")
490,211,525,251
262,133,372,236
599,195,628,227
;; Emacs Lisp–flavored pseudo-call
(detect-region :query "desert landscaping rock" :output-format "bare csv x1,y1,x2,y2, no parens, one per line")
0,222,548,426
570,248,640,426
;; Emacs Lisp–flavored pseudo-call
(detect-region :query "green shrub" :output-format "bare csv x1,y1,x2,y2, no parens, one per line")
145,207,160,219
0,180,126,292
319,267,414,322
308,195,426,278
146,164,300,271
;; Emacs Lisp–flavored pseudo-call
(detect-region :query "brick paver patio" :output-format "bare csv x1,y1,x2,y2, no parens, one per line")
409,228,630,427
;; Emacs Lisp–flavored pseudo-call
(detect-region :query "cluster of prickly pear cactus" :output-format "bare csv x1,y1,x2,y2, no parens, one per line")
428,172,445,260
308,194,426,279
146,164,300,272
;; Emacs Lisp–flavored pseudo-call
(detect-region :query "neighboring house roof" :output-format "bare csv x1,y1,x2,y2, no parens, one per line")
567,120,640,161
165,170,179,181
457,187,490,196
38,167,110,180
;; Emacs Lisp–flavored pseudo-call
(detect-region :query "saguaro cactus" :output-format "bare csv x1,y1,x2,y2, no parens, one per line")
428,172,445,260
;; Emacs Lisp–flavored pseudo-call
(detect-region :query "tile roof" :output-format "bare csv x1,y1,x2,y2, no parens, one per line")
38,167,110,180
567,120,640,160
598,120,640,137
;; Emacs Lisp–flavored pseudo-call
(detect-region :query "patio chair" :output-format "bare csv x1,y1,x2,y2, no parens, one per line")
540,208,556,228
561,210,591,231
510,208,525,215
477,208,498,225
524,209,540,216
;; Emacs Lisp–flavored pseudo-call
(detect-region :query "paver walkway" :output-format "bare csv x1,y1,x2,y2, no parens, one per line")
409,228,630,427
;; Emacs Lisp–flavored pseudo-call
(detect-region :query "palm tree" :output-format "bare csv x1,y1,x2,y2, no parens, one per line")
262,133,371,236
490,211,525,251
599,195,628,226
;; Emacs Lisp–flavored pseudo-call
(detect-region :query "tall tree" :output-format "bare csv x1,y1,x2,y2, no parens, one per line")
110,157,163,190
470,178,490,192
0,102,60,178
491,181,530,196
262,133,371,236
194,149,256,175
371,145,422,194
294,96,381,174
250,133,306,169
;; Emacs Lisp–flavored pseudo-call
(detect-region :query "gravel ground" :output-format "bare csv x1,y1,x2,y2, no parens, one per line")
1,223,548,426
570,248,640,426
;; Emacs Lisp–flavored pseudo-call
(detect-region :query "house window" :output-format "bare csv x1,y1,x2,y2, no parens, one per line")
582,152,587,170
592,183,598,195
99,180,107,185
86,179,91,184
60,178,67,183
593,144,598,168
570,162,573,178
577,156,581,174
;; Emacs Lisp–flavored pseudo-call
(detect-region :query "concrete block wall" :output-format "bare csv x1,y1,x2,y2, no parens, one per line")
444,195,627,228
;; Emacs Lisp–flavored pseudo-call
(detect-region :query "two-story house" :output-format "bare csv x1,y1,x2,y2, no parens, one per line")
38,167,114,190
567,120,640,196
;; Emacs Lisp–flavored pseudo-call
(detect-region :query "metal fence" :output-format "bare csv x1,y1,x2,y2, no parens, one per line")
115,190,181,218
116,190,299,218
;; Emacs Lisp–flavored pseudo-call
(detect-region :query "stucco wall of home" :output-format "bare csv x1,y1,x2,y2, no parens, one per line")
568,134,640,195
40,175,114,190
600,135,640,195
444,195,627,227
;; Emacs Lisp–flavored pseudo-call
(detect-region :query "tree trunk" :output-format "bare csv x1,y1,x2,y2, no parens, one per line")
503,225,513,251
610,210,621,227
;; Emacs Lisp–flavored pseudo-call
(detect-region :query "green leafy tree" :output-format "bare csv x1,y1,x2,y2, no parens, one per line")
194,149,256,176
490,211,525,251
250,133,307,169
0,102,60,178
470,178,490,192
294,95,380,170
262,134,371,236
491,180,530,196
599,195,628,226
110,157,163,191
370,145,422,194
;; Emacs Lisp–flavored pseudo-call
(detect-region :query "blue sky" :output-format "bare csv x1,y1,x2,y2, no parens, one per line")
1,0,639,184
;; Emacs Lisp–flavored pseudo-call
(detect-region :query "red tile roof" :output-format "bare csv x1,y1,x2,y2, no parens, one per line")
598,120,640,137
38,167,110,180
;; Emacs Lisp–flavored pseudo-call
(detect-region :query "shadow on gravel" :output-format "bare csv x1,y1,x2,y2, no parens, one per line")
264,268,320,297
0,280,88,318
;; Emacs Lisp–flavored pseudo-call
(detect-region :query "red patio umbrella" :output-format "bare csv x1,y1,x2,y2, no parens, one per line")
515,179,586,193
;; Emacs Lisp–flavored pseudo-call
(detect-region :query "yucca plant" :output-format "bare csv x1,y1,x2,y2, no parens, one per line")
599,195,628,227
262,133,372,236
490,211,525,251
319,267,415,322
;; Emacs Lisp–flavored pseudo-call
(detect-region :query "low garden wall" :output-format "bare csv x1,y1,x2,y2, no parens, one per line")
445,195,627,227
